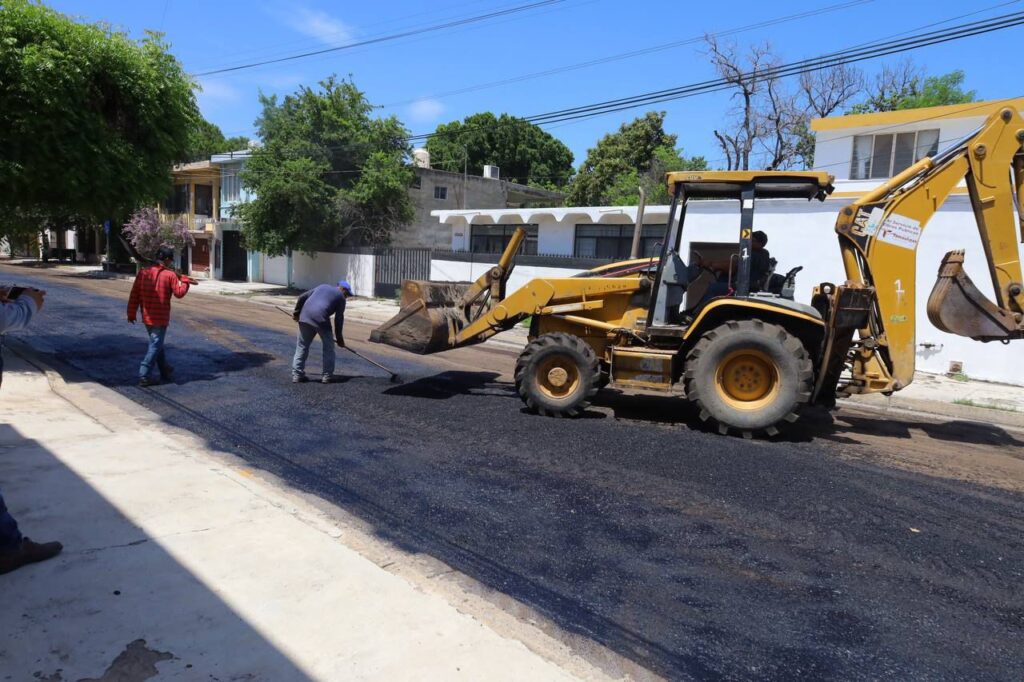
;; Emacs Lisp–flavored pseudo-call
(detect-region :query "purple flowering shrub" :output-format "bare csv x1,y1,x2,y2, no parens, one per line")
122,208,194,261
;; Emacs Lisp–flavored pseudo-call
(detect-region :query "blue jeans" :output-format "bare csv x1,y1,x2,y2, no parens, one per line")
293,322,335,378
0,489,22,551
139,325,171,379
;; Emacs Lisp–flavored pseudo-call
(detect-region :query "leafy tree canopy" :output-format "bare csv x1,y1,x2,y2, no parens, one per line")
184,117,250,162
0,0,199,239
425,112,574,189
849,65,975,114
237,76,414,254
567,112,707,206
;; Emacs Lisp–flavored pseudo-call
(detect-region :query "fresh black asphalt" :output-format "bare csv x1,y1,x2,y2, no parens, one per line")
5,266,1023,681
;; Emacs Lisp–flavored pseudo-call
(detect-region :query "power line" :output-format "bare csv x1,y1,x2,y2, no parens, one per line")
381,0,875,109
193,12,1024,188
403,9,1024,140
189,0,516,72
194,0,567,77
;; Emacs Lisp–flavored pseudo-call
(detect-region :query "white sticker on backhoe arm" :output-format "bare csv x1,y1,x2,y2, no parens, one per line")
877,213,922,250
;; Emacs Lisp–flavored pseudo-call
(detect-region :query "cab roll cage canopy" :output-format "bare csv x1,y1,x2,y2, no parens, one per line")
647,171,836,328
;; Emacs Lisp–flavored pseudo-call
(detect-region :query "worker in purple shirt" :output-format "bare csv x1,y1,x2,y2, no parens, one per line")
292,280,352,384
0,285,63,575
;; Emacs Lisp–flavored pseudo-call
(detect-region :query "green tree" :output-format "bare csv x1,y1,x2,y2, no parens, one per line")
426,112,574,188
849,61,974,114
183,118,250,162
567,112,706,206
237,76,414,254
0,0,199,244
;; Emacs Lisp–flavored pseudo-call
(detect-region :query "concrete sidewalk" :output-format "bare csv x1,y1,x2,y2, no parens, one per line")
0,349,612,681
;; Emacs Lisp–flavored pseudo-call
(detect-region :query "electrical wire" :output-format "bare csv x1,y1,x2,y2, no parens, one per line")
380,0,875,109
194,0,567,77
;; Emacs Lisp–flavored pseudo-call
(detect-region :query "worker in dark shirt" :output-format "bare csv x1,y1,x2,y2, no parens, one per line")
292,280,352,384
696,230,772,304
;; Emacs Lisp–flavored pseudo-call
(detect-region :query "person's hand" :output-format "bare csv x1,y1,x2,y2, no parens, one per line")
25,288,45,311
292,312,299,322
0,287,9,302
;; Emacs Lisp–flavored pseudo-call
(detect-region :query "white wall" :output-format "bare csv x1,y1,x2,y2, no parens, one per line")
291,251,375,297
263,254,289,286
430,259,587,293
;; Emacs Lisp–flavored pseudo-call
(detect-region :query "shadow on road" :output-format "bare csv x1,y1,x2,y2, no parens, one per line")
383,370,510,400
28,333,276,388
593,388,1024,446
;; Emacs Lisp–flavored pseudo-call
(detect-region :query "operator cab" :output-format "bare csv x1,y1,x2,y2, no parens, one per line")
646,171,834,331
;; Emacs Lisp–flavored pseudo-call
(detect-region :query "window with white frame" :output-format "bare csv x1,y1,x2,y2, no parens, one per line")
574,224,666,259
850,129,940,180
221,170,240,203
470,224,538,255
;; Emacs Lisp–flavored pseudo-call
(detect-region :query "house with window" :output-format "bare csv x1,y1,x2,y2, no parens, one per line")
430,97,1024,384
211,150,258,281
393,151,564,249
160,160,221,278
810,98,1024,186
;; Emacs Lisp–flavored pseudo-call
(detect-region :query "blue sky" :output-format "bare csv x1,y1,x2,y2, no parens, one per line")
48,0,1024,168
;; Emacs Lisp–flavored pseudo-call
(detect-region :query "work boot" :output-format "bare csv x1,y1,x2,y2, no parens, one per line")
292,374,309,384
139,376,158,387
0,537,63,575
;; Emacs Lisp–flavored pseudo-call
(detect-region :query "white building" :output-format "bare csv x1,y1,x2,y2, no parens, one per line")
431,98,1024,385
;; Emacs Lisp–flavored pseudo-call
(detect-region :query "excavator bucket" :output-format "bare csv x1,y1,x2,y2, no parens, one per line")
372,227,529,354
369,280,473,354
927,250,1019,341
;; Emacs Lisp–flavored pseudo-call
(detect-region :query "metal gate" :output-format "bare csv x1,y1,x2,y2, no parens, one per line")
373,247,432,298
222,231,248,281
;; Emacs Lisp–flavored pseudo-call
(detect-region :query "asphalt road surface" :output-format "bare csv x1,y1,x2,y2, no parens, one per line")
4,263,1023,681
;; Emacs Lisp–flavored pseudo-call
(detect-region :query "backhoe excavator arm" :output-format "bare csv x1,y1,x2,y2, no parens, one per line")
829,105,1024,394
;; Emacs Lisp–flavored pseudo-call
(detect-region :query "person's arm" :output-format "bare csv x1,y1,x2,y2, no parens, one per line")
171,274,190,299
0,296,38,334
293,290,312,319
127,275,141,322
334,296,346,347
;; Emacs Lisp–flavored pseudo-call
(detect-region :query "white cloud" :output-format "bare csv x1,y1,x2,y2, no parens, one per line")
409,98,445,123
286,7,354,46
195,78,241,105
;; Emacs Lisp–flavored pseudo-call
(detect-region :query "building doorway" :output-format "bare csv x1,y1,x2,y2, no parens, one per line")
222,231,247,281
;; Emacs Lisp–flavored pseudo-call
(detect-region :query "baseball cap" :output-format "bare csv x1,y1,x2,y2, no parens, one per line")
337,280,353,294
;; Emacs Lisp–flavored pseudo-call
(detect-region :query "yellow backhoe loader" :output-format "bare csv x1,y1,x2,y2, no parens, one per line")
371,105,1024,437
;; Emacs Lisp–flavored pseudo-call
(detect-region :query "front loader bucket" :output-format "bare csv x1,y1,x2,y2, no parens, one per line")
927,250,1019,341
369,280,473,354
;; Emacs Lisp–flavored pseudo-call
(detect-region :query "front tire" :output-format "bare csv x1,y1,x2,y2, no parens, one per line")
515,333,600,417
684,319,813,438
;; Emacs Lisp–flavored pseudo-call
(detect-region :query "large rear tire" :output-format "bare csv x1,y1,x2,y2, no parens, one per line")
515,333,600,417
684,319,813,438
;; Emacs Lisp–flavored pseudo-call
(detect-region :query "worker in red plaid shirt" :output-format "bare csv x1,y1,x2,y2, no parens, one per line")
127,246,192,386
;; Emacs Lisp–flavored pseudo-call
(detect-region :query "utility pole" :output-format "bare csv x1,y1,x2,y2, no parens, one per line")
462,145,468,210
629,187,647,259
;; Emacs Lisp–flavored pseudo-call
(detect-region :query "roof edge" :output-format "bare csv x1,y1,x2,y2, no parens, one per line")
810,97,1024,132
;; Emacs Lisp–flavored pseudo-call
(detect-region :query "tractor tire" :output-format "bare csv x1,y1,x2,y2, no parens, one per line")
684,319,813,438
515,333,600,417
